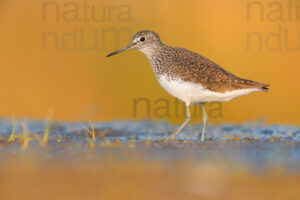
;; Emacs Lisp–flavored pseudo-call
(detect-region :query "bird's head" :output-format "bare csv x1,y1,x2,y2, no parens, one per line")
106,30,162,57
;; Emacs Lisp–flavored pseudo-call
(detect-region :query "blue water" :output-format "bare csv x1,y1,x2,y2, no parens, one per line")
0,119,299,173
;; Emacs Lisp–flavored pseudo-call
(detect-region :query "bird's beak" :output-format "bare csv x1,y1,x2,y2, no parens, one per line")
106,45,132,57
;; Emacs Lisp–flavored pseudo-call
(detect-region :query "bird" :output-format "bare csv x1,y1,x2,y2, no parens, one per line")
107,30,269,141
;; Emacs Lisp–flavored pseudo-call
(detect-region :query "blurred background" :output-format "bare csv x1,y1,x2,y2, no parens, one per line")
0,1,300,200
0,0,299,125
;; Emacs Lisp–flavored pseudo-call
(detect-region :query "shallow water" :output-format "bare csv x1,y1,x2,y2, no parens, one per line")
0,119,299,173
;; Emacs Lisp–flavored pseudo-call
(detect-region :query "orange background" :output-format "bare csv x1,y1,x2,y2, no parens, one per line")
0,0,299,124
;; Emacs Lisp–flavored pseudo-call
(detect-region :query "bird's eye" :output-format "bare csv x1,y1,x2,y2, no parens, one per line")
140,37,145,42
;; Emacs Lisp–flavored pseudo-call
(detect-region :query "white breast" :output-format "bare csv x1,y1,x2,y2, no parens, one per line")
158,75,260,106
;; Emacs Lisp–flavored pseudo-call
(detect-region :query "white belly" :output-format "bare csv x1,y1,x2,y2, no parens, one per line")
158,75,260,105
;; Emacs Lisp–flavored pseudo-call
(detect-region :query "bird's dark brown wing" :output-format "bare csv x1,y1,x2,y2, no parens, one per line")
171,47,269,93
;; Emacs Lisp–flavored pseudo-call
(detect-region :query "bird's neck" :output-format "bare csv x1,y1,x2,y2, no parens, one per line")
139,43,171,60
138,46,157,59
139,44,175,78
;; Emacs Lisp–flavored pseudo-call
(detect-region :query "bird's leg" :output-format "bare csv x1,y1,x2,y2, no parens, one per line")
164,105,191,141
201,103,207,142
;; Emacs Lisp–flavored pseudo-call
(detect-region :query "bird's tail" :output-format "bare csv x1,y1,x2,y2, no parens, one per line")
261,83,270,92
239,78,270,92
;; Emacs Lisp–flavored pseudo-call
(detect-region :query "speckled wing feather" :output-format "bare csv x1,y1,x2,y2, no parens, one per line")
166,47,270,93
